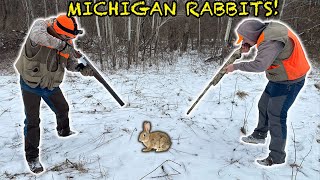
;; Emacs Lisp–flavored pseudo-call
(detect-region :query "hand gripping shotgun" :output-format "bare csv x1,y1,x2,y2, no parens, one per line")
186,48,242,115
47,26,125,107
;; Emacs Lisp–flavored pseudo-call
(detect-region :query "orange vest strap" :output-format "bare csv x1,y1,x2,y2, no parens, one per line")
57,51,70,59
256,32,265,47
267,65,280,70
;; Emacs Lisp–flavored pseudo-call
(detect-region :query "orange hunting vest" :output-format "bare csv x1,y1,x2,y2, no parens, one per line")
257,25,310,81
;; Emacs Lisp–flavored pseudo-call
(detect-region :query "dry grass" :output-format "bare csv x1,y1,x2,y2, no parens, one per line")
236,90,249,100
3,171,15,179
240,126,247,135
50,158,88,173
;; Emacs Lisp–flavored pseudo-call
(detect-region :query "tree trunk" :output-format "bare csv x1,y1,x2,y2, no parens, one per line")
134,17,141,65
224,17,233,44
95,6,104,70
107,17,116,69
168,20,178,52
2,0,8,30
127,16,132,69
181,19,189,53
279,0,286,19
24,0,31,28
154,16,160,57
198,18,201,52
211,17,220,57
153,16,161,67
55,0,59,14
78,16,84,50
43,0,47,17
219,17,233,63
149,15,155,58
103,16,110,69
27,0,34,20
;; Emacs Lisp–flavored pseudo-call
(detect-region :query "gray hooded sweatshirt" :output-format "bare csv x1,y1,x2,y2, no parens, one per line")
233,20,285,72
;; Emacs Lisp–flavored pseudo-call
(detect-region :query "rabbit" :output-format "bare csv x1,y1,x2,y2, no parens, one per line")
138,121,172,152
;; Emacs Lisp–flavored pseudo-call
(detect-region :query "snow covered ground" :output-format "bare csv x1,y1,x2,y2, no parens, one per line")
0,56,319,180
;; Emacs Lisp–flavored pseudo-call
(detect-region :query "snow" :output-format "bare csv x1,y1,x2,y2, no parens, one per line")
0,56,319,180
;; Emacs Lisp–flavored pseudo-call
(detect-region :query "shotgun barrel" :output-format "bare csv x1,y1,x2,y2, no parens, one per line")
186,48,242,115
77,54,125,106
47,26,125,106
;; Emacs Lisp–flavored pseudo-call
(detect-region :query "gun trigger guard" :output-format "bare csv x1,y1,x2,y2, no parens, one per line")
78,56,87,66
76,63,85,72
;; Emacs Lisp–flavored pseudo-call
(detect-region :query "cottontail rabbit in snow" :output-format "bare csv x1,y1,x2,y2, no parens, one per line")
138,121,171,152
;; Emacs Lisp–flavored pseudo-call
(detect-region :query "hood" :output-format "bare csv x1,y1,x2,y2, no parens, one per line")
237,19,267,44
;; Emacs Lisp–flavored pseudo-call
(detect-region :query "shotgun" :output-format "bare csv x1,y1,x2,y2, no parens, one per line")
47,26,125,107
186,48,242,115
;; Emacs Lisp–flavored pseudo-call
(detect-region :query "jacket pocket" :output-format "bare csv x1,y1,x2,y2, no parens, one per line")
25,60,41,77
266,64,287,81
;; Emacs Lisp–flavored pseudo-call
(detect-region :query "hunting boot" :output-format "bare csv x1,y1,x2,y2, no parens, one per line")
241,134,266,144
256,156,284,166
27,157,44,174
58,127,76,137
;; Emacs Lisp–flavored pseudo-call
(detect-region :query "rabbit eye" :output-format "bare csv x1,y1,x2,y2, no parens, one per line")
143,134,145,137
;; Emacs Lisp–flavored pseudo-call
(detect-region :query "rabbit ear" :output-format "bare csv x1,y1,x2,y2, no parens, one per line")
143,121,151,133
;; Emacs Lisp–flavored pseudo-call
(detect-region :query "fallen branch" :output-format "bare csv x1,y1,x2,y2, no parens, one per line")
129,128,137,141
291,123,297,180
94,134,124,149
241,99,255,135
218,84,222,104
295,146,313,180
178,118,198,135
230,77,238,119
150,173,180,179
170,148,198,157
218,156,243,176
290,123,313,180
140,160,182,180
0,108,10,118
150,164,181,179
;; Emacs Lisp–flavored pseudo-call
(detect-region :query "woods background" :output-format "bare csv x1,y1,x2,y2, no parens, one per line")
0,0,320,72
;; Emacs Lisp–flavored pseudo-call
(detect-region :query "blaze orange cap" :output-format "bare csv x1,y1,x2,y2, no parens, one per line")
53,15,78,39
236,33,243,44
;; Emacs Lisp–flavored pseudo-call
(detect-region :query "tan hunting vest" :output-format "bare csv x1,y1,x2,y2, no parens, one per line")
15,37,67,90
256,22,310,81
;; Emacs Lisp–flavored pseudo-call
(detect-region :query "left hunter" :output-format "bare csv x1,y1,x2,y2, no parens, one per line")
15,14,94,174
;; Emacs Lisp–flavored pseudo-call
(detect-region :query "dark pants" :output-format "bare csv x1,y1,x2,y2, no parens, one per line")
252,79,305,163
20,79,70,161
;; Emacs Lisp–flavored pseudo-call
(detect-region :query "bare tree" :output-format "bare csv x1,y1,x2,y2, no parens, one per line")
1,0,8,30
181,18,190,53
55,0,59,14
24,0,34,28
134,17,142,65
43,0,47,17
127,16,132,69
168,19,179,52
92,0,105,69
106,17,116,69
224,18,233,44
94,8,104,69
279,0,286,19
198,18,201,52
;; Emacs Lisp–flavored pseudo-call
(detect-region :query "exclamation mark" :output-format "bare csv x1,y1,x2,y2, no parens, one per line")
274,0,279,15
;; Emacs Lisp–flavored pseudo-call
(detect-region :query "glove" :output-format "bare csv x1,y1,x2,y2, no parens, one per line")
80,65,94,76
